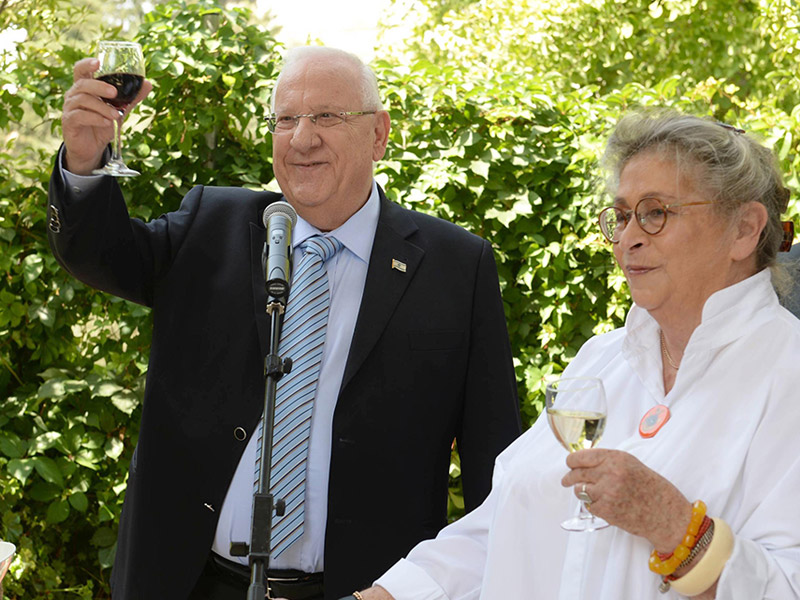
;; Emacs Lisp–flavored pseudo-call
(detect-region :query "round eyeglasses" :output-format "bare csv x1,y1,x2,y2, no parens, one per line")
266,111,376,133
598,197,715,243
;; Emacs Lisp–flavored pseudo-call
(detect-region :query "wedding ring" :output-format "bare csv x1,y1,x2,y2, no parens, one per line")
577,483,593,505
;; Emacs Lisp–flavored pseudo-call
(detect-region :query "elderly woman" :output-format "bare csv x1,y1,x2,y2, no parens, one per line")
337,111,800,600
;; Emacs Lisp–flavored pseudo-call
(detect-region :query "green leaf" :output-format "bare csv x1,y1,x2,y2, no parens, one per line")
111,390,140,415
7,457,36,484
30,431,62,454
98,544,117,569
38,379,66,399
69,491,89,512
90,526,117,547
46,499,70,524
22,254,44,283
33,456,65,487
30,481,62,502
0,432,28,458
104,437,124,460
92,381,124,398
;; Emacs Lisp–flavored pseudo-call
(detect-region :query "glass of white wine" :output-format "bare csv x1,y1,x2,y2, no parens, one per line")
546,376,609,532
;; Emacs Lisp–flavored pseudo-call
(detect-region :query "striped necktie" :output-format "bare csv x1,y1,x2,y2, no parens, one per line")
253,235,343,557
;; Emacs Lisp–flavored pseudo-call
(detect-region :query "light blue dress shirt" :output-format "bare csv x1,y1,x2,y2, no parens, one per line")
212,182,380,572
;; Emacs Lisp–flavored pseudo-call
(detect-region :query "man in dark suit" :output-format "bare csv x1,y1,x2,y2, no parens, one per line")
49,46,521,600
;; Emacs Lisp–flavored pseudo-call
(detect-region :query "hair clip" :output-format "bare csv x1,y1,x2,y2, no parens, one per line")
715,121,745,135
780,221,794,253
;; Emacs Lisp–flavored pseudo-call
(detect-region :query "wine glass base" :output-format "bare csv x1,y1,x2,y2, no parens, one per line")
92,162,139,177
561,515,610,532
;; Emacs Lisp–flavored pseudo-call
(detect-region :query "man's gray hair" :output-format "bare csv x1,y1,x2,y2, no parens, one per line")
602,108,790,271
271,46,383,112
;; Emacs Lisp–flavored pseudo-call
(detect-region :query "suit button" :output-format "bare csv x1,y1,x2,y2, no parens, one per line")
233,427,247,441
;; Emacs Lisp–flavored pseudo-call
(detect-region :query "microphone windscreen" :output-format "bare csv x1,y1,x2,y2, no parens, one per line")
263,201,298,228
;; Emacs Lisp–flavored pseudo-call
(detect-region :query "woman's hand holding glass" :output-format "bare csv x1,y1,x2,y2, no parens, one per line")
561,449,694,554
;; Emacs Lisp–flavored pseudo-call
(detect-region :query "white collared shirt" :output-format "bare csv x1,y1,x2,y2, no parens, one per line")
212,182,380,571
376,270,800,599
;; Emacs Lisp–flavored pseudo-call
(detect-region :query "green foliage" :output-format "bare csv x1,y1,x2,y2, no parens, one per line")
376,0,800,429
1,0,799,595
132,0,280,214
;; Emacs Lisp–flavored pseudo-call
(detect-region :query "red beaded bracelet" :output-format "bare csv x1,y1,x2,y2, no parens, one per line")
648,500,707,577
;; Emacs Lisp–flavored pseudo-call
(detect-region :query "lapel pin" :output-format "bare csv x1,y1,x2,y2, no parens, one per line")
391,259,407,273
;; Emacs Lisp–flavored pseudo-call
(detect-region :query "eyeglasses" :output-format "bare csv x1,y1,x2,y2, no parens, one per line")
598,197,715,243
266,111,377,133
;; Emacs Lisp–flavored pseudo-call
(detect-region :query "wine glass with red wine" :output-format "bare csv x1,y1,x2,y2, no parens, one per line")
92,41,145,177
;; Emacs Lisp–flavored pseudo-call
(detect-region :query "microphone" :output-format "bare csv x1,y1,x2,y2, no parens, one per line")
262,201,298,305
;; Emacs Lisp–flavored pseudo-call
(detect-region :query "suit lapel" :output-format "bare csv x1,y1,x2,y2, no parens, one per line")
340,193,424,391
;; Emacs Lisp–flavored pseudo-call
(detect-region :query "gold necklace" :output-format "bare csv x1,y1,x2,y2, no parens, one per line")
660,330,680,370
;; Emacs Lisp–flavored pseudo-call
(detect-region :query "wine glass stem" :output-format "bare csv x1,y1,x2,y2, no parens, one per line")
111,110,124,164
578,499,594,521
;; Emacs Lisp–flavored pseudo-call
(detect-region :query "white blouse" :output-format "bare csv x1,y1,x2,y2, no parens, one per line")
376,269,800,599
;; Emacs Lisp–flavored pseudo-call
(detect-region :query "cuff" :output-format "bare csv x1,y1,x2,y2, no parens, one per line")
373,558,448,600
58,146,106,199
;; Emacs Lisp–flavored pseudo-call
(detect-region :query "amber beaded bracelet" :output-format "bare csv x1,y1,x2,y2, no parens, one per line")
648,500,707,576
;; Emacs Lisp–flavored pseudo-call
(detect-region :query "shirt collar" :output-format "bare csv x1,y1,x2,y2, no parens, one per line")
290,180,380,264
624,268,776,351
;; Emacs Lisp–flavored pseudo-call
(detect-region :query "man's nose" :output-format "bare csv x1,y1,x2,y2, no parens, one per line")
289,117,321,151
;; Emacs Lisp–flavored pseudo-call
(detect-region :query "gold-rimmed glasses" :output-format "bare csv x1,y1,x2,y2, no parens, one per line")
266,111,376,133
598,197,715,243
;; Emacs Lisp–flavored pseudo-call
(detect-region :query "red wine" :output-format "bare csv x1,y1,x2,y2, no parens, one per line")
97,73,144,109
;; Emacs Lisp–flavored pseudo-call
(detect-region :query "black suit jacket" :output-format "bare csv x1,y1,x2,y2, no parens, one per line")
48,166,521,600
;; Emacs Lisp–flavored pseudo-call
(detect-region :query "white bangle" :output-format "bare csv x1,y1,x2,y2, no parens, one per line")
669,518,734,597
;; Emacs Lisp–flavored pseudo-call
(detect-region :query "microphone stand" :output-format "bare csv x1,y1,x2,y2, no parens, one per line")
230,298,292,599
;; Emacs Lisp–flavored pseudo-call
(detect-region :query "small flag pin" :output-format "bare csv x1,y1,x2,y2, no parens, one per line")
391,259,407,272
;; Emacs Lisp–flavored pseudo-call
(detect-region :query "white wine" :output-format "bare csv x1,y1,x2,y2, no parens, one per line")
546,409,606,452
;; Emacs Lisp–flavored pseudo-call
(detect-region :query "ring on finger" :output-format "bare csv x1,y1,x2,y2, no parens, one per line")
576,482,593,504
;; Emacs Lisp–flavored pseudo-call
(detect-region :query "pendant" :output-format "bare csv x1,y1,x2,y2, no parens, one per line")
639,404,670,438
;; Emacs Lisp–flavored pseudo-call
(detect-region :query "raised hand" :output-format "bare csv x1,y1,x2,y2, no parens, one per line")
61,57,152,175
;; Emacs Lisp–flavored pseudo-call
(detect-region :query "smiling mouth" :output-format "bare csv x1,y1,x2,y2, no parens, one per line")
626,265,656,275
293,161,326,168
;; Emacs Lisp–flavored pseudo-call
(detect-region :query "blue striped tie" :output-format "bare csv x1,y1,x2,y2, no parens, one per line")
253,235,343,557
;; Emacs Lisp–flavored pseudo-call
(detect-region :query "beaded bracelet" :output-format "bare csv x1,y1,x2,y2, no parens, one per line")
648,500,707,576
658,518,715,593
669,518,734,597
657,516,712,562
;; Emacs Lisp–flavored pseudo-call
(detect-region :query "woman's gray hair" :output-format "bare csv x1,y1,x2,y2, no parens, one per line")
602,109,790,271
271,46,383,112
